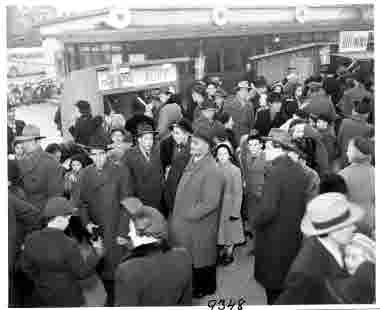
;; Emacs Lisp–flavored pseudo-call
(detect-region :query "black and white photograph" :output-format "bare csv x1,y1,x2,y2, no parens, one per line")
4,0,376,307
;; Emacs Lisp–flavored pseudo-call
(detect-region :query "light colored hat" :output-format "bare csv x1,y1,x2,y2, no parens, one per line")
235,80,253,90
14,124,46,142
301,193,364,236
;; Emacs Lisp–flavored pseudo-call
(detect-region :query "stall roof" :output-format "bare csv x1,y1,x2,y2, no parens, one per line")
249,42,336,61
55,21,372,43
330,51,373,60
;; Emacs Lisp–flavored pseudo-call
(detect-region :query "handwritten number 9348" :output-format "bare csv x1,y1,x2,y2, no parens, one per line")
208,298,246,310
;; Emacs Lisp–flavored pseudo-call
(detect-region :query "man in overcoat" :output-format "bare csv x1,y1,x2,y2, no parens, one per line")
121,121,165,214
15,124,65,211
73,141,134,305
160,119,193,216
276,193,364,304
252,128,309,304
223,81,256,143
69,100,95,145
169,124,225,299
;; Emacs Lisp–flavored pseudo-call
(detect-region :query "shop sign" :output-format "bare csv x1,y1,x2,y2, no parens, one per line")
97,63,177,91
339,31,369,52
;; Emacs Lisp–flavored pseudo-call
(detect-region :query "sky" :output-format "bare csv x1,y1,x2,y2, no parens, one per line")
5,0,374,14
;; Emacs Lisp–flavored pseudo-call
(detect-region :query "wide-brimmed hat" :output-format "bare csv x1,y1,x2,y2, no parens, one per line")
14,124,46,142
44,197,76,220
301,193,364,236
263,128,304,155
135,122,158,137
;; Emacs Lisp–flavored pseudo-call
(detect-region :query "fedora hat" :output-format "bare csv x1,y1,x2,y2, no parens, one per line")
170,118,193,134
234,80,253,90
263,128,304,156
14,124,46,142
135,122,158,137
84,141,114,153
301,193,364,236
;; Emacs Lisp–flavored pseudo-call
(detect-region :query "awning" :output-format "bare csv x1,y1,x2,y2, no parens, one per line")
249,42,336,61
330,51,373,60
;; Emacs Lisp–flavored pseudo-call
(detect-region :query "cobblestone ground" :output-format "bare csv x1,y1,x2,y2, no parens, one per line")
193,238,267,306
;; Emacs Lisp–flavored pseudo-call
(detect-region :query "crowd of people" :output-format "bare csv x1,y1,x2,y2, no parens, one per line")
7,65,375,307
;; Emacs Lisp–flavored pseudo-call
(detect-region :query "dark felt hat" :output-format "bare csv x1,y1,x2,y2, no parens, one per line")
84,141,113,152
170,118,193,134
125,114,155,136
135,122,158,137
75,100,91,113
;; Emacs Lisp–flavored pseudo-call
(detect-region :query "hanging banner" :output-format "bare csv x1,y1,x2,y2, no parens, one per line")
97,63,177,91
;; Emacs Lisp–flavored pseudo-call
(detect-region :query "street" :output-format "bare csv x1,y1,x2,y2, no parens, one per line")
14,102,268,306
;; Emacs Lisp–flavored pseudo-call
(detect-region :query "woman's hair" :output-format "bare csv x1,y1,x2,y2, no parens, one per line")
319,173,348,195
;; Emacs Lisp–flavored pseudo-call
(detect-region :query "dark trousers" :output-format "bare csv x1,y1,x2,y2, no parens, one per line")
193,265,217,294
265,288,282,305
